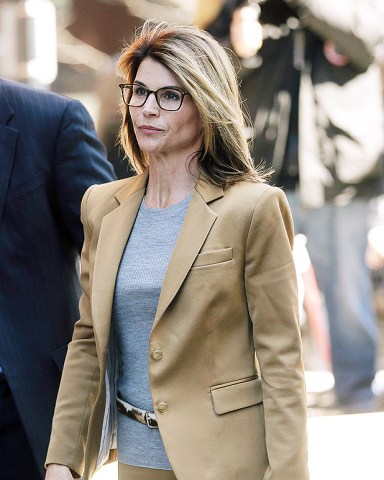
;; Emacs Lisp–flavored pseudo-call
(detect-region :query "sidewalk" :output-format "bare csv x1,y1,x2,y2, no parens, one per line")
303,307,384,480
308,410,384,480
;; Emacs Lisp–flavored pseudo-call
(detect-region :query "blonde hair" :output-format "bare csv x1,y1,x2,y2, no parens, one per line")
117,20,270,186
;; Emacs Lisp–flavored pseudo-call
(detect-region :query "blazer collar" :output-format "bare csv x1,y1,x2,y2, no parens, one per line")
114,169,148,205
154,178,223,327
113,169,224,206
91,172,224,347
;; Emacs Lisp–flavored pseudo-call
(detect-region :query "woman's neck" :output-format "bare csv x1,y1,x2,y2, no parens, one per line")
145,156,198,209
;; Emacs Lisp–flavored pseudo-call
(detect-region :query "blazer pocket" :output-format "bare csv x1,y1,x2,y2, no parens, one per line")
192,247,233,268
210,376,263,415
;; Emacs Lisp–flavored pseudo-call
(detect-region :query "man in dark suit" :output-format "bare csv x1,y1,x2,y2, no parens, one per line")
0,78,116,479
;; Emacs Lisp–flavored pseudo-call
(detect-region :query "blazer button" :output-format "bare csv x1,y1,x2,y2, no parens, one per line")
152,349,163,361
157,401,168,413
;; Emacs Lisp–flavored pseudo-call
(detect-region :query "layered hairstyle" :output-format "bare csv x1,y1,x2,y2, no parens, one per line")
117,20,270,186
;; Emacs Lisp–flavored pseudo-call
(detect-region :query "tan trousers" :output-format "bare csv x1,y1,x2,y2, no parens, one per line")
118,463,177,480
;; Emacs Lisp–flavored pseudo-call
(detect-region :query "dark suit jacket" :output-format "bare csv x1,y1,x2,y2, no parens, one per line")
0,78,116,477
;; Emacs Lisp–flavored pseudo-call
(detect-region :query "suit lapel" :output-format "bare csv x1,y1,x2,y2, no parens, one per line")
91,174,147,346
91,174,223,344
153,180,223,328
0,93,18,224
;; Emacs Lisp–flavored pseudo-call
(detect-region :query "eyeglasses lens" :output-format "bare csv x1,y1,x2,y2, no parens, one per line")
122,85,184,111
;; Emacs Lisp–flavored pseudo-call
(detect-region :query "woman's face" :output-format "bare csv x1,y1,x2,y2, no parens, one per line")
129,57,203,160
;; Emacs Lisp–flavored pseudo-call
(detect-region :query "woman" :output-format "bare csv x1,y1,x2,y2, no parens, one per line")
45,21,308,480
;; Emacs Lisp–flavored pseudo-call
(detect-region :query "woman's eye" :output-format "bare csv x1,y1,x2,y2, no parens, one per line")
161,89,181,101
134,86,148,97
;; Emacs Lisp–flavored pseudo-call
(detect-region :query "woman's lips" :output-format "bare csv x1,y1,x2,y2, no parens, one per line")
138,125,162,134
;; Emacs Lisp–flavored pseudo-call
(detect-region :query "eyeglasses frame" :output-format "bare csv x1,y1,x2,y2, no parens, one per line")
118,83,190,112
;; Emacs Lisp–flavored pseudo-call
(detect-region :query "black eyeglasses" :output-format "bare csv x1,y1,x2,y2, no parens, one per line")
119,83,190,111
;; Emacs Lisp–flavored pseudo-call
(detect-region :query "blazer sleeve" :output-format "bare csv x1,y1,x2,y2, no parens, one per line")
244,187,309,480
53,99,116,251
45,186,100,477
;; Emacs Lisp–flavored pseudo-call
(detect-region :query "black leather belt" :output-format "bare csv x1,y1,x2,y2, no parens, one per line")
116,395,158,429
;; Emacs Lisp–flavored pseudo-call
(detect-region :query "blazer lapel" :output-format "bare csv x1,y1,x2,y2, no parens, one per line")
0,94,18,224
90,173,223,344
91,174,148,347
153,180,223,328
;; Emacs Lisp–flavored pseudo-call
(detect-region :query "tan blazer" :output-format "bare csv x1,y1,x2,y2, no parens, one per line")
46,172,308,480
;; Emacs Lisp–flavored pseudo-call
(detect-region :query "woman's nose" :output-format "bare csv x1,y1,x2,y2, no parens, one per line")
142,92,159,115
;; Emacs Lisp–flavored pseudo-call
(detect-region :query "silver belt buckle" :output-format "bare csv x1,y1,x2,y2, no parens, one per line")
145,410,158,429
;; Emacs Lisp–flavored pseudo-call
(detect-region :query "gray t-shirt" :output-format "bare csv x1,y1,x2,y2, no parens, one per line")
113,194,191,469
